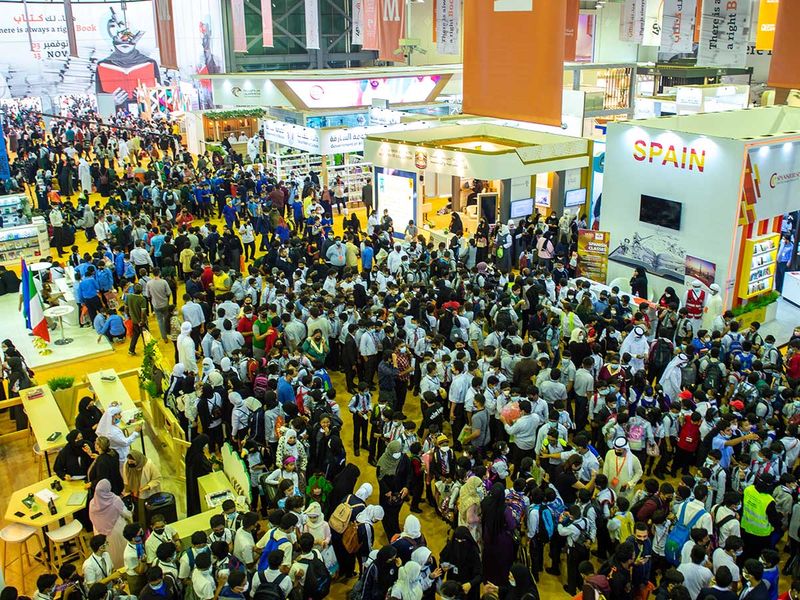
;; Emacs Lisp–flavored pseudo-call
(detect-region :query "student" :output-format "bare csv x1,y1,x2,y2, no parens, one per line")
122,522,148,596
145,514,180,564
232,511,260,568
82,535,119,587
250,550,292,598
217,571,248,600
178,531,210,582
139,567,179,600
677,545,712,600
209,514,234,550
190,551,225,600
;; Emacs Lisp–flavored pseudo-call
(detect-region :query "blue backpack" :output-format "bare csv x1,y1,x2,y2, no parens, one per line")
665,502,706,566
256,530,287,572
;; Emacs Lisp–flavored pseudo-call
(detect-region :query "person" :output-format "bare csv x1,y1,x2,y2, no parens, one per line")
362,545,401,600
391,515,426,563
122,522,148,595
302,501,331,551
458,476,483,549
123,450,162,520
481,483,516,586
376,440,412,539
89,478,132,568
139,566,179,600
486,563,540,600
96,405,142,464
439,527,482,600
740,559,770,600
630,267,648,299
83,534,122,588
390,562,423,600
740,474,782,561
75,396,103,443
185,434,214,516
88,436,125,494
53,430,93,480
677,544,713,600
602,437,643,500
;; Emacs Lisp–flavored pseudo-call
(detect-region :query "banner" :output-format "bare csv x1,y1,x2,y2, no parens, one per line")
564,0,579,61
363,0,379,49
755,0,779,50
377,0,406,62
305,0,320,49
661,0,698,53
619,0,647,42
231,0,247,52
463,1,566,126
0,121,9,181
768,0,800,88
154,0,177,68
352,0,363,44
436,0,460,55
577,230,611,283
696,0,750,68
172,0,225,109
63,0,77,58
643,0,664,46
261,0,273,47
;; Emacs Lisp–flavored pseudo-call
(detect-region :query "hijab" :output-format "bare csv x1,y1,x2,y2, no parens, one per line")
458,476,483,524
400,515,422,539
89,479,125,535
507,563,539,600
374,545,399,591
376,440,402,479
392,562,422,600
332,463,361,505
480,483,507,540
303,502,328,540
356,504,385,524
95,405,122,438
447,526,480,568
124,450,147,496
410,547,432,568
185,434,211,474
355,482,373,502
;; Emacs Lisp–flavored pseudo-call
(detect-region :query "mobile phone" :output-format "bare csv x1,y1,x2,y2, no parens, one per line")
14,511,24,517
47,431,62,442
30,512,42,519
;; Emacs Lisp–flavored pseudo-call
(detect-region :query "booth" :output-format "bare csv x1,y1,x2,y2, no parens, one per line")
0,216,50,266
601,106,800,312
364,122,593,242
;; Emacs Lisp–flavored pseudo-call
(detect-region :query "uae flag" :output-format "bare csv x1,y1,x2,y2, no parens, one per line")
21,259,50,343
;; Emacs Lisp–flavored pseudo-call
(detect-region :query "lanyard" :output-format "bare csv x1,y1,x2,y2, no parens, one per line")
614,454,628,477
93,556,108,578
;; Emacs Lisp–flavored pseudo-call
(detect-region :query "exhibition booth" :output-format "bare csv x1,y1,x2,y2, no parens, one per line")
601,106,800,313
364,122,593,243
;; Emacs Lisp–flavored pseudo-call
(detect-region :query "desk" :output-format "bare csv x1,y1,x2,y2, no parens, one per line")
5,476,87,529
21,385,69,476
197,472,235,512
168,509,218,543
86,369,145,454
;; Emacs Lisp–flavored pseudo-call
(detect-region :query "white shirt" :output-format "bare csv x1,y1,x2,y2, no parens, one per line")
145,526,178,563
233,528,256,566
191,568,216,600
712,548,741,583
251,568,292,597
83,552,114,585
123,542,142,576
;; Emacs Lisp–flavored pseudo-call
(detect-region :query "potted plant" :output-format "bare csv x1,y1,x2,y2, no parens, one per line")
139,340,166,398
732,291,780,328
47,375,76,424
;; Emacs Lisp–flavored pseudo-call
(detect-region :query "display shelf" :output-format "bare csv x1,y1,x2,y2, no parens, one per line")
0,194,29,228
738,232,780,299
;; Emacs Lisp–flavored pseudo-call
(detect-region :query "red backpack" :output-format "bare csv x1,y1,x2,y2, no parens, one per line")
677,420,701,452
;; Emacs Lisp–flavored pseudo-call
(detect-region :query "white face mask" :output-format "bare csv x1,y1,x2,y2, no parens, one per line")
392,452,402,459
441,446,450,453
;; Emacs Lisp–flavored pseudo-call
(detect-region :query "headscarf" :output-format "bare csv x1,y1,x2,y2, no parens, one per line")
376,440,402,479
392,562,422,600
356,504,385,524
185,434,210,471
569,327,586,344
446,526,479,570
332,463,361,505
375,545,400,591
611,436,635,478
95,405,122,438
480,483,507,540
124,450,146,496
458,476,483,524
89,479,125,535
230,392,245,408
410,547,432,568
220,357,232,373
164,364,186,400
507,563,538,600
354,482,373,502
659,353,688,398
303,502,328,541
201,358,214,383
400,515,422,539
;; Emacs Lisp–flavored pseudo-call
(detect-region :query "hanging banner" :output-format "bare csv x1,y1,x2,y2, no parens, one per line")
173,0,226,110
755,0,779,50
463,1,566,126
619,0,647,42
643,0,664,46
564,0,579,61
154,0,177,68
305,0,320,49
436,0,460,55
363,0,379,49
577,230,611,283
231,0,247,52
661,0,698,53
377,0,406,62
352,0,364,44
261,0,273,47
768,0,800,89
696,0,750,68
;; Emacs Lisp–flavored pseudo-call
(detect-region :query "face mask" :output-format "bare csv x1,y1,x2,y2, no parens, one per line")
441,446,450,453
392,452,402,459
399,347,407,354
149,583,165,591
153,527,165,535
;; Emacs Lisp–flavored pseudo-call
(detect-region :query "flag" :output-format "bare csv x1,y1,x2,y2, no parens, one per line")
21,259,50,343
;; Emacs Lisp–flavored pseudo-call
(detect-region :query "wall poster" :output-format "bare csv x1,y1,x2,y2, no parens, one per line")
577,229,611,283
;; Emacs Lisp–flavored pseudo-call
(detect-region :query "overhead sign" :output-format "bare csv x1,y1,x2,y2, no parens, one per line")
281,75,444,109
619,0,647,43
696,0,751,69
305,0,319,49
352,0,363,44
436,0,460,56
755,0,779,50
661,0,698,54
377,0,405,62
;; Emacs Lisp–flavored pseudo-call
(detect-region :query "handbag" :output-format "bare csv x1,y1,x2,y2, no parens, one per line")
646,441,660,457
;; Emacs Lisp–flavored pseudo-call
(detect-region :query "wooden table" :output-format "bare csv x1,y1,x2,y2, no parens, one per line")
86,369,146,454
21,386,69,476
197,472,236,512
5,476,88,529
168,508,219,543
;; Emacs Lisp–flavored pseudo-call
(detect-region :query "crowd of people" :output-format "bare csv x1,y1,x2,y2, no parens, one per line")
3,105,800,600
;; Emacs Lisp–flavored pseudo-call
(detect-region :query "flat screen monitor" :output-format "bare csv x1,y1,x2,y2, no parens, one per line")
375,167,416,237
639,194,682,230
565,188,587,207
510,198,534,219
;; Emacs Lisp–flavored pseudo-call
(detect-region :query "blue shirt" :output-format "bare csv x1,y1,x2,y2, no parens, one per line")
100,314,126,337
78,277,99,299
711,434,735,469
93,314,107,334
362,246,374,271
277,377,295,407
150,234,165,257
96,268,114,292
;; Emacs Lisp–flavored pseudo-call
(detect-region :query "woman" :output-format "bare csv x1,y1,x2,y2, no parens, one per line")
75,396,103,443
324,435,347,481
88,436,124,494
457,476,483,550
4,356,32,429
553,454,596,506
376,441,412,539
54,430,92,481
490,563,540,600
410,547,442,600
303,501,331,549
275,428,308,473
332,482,373,579
659,286,681,309
439,527,482,600
391,515,426,563
122,450,162,521
480,483,517,585
302,329,329,368
449,212,464,238
184,434,213,516
362,545,400,600
89,479,131,568
630,267,649,299
567,327,592,371
475,219,489,264
96,405,141,464
356,504,385,571
390,562,423,600
330,463,361,511
197,383,223,453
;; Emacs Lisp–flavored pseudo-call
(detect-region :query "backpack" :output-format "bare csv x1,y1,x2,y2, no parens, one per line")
573,518,592,548
630,493,657,522
710,505,738,549
341,520,362,554
505,492,527,527
665,502,706,566
627,421,646,451
651,339,674,372
184,546,209,572
252,572,287,600
612,512,634,542
765,347,784,372
495,307,513,331
329,496,365,534
724,333,744,361
681,363,697,388
703,362,725,393
253,374,269,399
298,555,332,600
533,504,555,542
256,531,286,572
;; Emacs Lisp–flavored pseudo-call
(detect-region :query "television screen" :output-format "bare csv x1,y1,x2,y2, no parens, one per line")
639,194,682,230
510,198,534,219
565,188,587,207
375,167,416,238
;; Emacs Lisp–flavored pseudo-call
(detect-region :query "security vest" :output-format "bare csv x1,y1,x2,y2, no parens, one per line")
741,485,774,537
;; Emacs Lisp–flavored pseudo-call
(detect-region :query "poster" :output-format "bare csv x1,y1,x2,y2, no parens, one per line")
577,229,611,283
376,167,416,234
377,0,406,62
172,0,225,110
696,0,751,68
755,0,779,50
619,0,647,43
352,0,363,44
661,0,698,54
436,0,460,56
305,0,320,50
643,0,664,46
0,1,160,107
362,0,379,50
684,255,717,288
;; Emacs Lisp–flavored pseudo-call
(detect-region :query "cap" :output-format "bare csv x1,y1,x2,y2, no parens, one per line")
710,283,720,292
692,280,702,288
730,400,745,411
678,390,693,400
436,434,449,446
613,437,628,450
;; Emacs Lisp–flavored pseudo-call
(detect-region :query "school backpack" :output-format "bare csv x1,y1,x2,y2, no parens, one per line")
184,546,210,571
724,333,744,362
612,512,634,542
252,572,287,600
329,496,365,534
630,493,658,523
253,373,269,399
665,502,707,566
341,520,362,554
495,307,513,331
505,491,527,527
703,362,725,393
533,504,555,542
651,339,674,372
297,555,332,600
681,363,697,388
627,420,646,451
256,531,287,572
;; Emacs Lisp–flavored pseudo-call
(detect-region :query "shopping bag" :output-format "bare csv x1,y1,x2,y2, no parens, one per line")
321,545,339,576
104,290,120,309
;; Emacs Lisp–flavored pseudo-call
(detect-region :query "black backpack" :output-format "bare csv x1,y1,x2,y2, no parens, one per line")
252,572,287,600
299,555,332,600
495,308,513,331
703,362,725,393
651,339,674,372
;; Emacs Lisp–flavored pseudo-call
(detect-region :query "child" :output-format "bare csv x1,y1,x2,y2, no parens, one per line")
554,398,574,431
762,549,780,600
221,499,243,532
594,474,616,560
607,496,634,549
243,440,268,516
397,420,418,454
209,514,234,551
145,514,180,565
650,509,671,580
408,442,424,514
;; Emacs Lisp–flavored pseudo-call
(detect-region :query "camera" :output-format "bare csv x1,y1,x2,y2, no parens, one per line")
51,479,63,492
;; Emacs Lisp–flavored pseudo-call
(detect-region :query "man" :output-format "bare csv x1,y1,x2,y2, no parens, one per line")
739,559,770,600
504,400,539,473
139,567,178,600
449,359,472,451
684,280,707,335
341,323,359,393
49,204,65,256
626,522,653,599
635,482,674,523
677,544,712,600
126,283,148,356
740,474,782,561
146,268,172,342
712,536,743,591
602,437,643,500
699,566,738,600
190,551,225,600
573,357,595,432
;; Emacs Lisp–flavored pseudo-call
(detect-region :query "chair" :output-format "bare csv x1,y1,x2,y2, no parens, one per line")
32,442,45,481
45,519,87,570
0,523,44,581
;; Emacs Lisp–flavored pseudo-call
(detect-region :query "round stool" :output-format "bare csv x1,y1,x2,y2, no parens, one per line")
32,443,45,481
0,523,44,581
45,519,87,570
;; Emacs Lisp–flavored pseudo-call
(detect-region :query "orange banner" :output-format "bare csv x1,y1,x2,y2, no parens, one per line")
377,0,406,62
564,0,580,62
363,0,379,50
463,0,566,126
694,0,702,43
768,0,800,89
755,0,780,50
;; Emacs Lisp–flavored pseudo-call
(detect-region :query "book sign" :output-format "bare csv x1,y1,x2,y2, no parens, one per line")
577,229,611,283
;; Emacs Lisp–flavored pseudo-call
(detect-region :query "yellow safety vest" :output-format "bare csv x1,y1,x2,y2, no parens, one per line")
741,485,774,537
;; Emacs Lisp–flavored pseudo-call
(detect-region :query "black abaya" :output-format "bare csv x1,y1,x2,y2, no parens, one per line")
185,434,213,516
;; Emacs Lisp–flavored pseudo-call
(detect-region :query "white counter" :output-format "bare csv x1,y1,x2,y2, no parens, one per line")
782,271,800,308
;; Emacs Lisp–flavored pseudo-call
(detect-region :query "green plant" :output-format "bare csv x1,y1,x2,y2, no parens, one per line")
205,109,265,121
139,340,165,398
47,376,75,391
732,290,780,317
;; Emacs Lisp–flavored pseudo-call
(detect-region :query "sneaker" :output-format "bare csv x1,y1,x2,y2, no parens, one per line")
128,351,137,356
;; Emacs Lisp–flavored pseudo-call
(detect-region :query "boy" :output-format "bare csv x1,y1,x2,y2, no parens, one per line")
122,522,147,596
348,382,372,456
209,514,234,550
145,514,180,564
